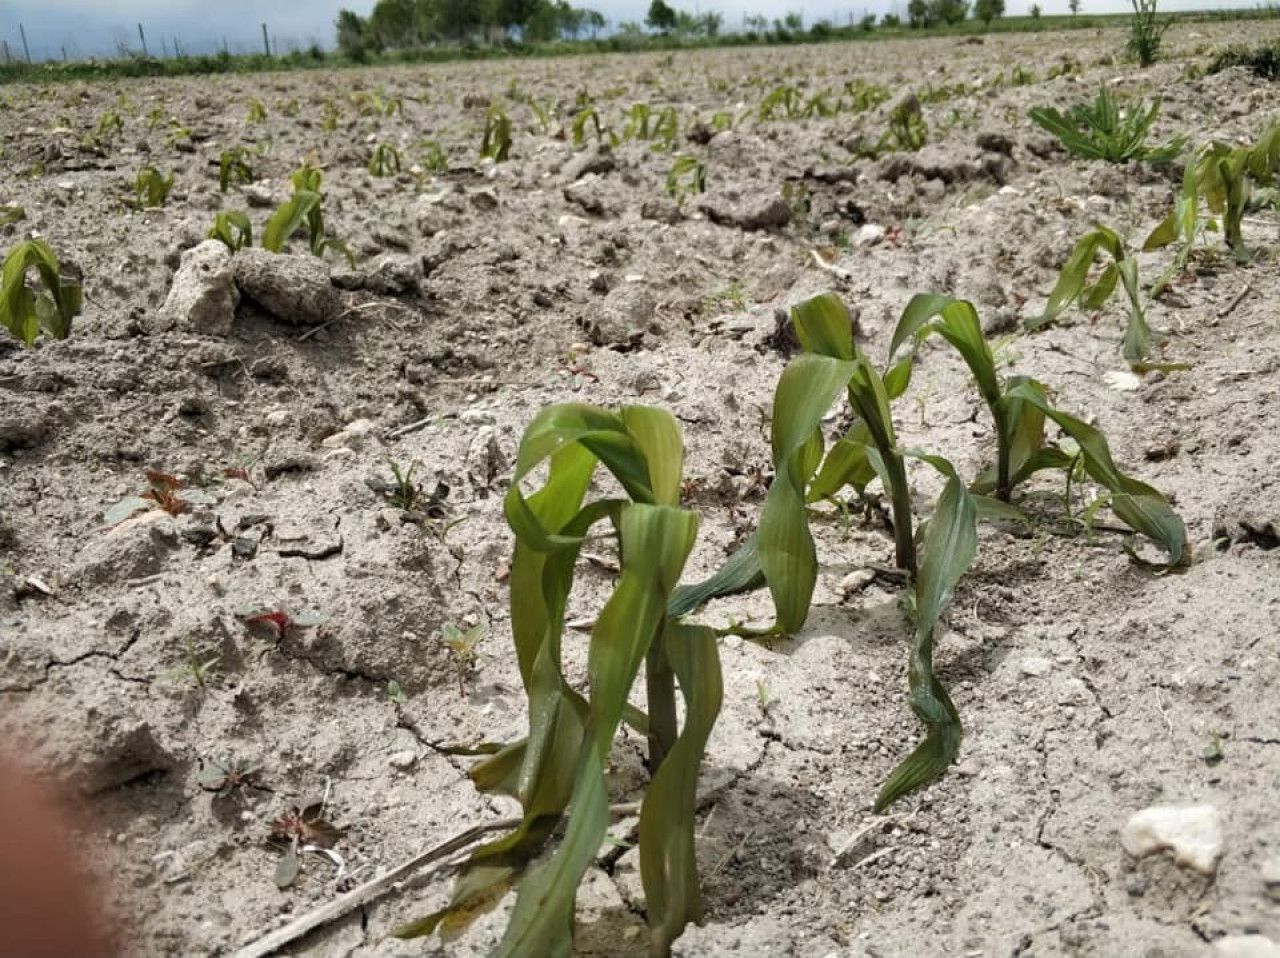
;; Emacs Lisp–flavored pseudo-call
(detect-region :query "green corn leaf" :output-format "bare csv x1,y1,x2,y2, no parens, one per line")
807,423,875,502
791,290,856,360
640,621,722,954
262,190,321,253
876,453,976,811
1,239,81,346
1006,382,1185,565
667,533,764,618
891,295,1000,409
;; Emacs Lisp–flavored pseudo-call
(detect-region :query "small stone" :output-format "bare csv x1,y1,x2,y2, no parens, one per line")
839,569,875,595
320,418,376,450
1120,804,1223,875
1261,857,1280,900
158,240,240,336
1212,935,1280,958
1103,369,1143,392
265,410,291,427
854,224,887,248
388,750,417,771
1019,656,1054,678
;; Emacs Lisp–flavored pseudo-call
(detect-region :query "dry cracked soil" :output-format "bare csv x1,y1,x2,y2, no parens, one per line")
1,19,1279,958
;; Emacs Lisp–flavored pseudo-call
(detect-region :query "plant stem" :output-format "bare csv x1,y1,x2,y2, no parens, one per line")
645,639,678,773
993,404,1011,502
885,452,917,576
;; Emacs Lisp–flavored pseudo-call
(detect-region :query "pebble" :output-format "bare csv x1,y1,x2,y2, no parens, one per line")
320,418,376,450
388,750,417,771
1212,935,1280,958
1262,856,1280,900
1019,656,1054,678
1120,804,1223,875
839,569,875,595
854,223,886,248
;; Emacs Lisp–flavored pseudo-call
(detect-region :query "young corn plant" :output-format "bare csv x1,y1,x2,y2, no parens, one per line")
396,405,721,958
263,165,353,266
218,147,254,193
246,97,268,124
1029,86,1184,164
95,110,124,143
133,167,174,210
207,211,252,251
368,142,402,177
1,239,82,347
571,106,614,148
417,139,448,174
666,154,707,206
1029,224,1174,369
480,105,512,163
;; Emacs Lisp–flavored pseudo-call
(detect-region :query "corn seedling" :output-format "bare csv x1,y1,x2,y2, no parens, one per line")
571,106,613,148
146,107,168,130
246,97,267,124
480,105,512,163
1029,86,1184,164
132,166,173,210
368,142,402,177
666,154,707,206
856,96,928,157
0,205,24,228
321,99,341,133
417,139,448,174
0,239,82,347
528,98,554,135
441,621,484,696
396,405,721,958
263,165,354,266
1146,127,1280,264
217,147,253,192
207,211,252,251
843,79,891,112
95,110,124,143
759,84,805,121
1030,224,1169,368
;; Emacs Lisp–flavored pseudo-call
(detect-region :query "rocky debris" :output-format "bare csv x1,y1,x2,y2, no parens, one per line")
158,240,240,336
320,418,378,451
1212,936,1280,958
388,749,417,771
640,196,683,224
331,254,424,296
562,144,615,181
975,130,1016,157
879,144,1012,185
72,513,180,586
1018,656,1054,677
854,223,887,248
578,284,654,350
1214,498,1280,549
1120,804,1223,875
0,406,50,451
563,173,617,216
839,569,875,595
233,248,342,327
238,183,279,208
468,188,499,212
1262,857,1280,901
699,193,793,231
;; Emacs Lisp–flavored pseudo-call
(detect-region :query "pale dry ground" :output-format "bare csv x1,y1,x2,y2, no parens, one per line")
1,19,1279,957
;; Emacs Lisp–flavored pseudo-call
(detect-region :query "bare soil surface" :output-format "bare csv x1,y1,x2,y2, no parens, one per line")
2,20,1280,957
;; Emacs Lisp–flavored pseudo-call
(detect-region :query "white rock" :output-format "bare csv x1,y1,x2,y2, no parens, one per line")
1120,804,1223,875
388,750,417,771
158,240,240,336
1103,369,1143,392
854,224,887,248
1212,935,1280,958
1019,656,1054,677
839,569,875,595
1261,856,1280,900
320,418,377,450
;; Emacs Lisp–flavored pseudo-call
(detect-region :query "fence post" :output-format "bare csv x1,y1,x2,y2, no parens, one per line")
19,23,32,63
261,23,270,56
137,23,149,57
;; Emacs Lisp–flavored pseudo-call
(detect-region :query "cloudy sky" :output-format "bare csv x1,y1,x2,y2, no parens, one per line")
0,0,1246,60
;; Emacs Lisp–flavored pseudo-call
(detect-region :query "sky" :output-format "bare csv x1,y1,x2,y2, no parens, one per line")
0,0,1253,61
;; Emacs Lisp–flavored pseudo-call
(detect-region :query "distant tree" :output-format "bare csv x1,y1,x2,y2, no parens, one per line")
783,11,804,30
932,0,969,24
744,13,769,32
336,9,370,55
646,0,678,33
368,0,418,47
907,0,931,26
1069,0,1081,13
861,12,878,30
699,11,724,35
1030,3,1042,18
617,19,645,35
974,0,1005,26
882,11,902,26
583,9,606,36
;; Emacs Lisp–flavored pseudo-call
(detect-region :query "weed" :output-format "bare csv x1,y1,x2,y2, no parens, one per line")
171,637,220,689
105,470,215,525
441,621,484,696
270,802,342,889
1029,86,1184,164
132,166,174,209
1210,43,1280,80
217,147,253,192
0,239,81,347
1128,0,1169,66
386,680,408,706
368,142,402,177
95,110,124,142
197,759,262,798
207,210,252,251
240,607,327,639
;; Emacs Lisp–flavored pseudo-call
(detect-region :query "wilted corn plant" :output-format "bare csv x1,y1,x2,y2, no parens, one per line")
396,405,721,957
666,154,707,206
1145,125,1280,263
132,167,174,210
1029,85,1184,164
263,164,353,265
207,211,252,251
1028,224,1175,369
368,142,402,177
678,292,1184,809
1,239,82,347
217,148,254,193
481,105,513,162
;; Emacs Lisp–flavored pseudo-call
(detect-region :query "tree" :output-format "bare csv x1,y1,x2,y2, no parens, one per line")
907,0,931,27
583,9,606,36
335,9,369,56
932,0,969,24
646,0,677,33
1069,0,1081,13
974,0,1005,26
